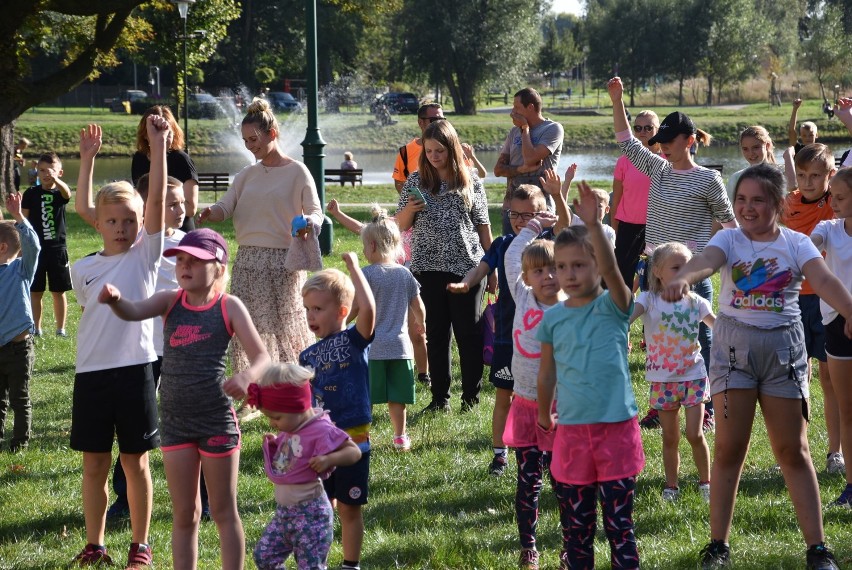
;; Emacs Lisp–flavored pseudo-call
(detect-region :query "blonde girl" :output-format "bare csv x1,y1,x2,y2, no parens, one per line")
502,212,565,569
537,181,643,569
630,242,714,503
357,206,425,450
250,363,361,570
664,164,852,568
99,228,271,570
726,125,778,202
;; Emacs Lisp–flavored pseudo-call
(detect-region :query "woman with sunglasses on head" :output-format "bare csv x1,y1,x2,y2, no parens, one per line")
612,110,661,287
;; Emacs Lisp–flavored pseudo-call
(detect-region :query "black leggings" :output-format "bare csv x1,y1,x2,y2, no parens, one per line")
515,446,569,550
554,476,639,569
414,271,484,405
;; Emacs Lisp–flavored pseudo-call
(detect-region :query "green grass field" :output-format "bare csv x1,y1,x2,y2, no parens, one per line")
1,194,851,569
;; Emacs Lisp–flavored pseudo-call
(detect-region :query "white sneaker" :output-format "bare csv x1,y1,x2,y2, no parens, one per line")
698,482,711,503
826,452,846,475
393,434,411,452
661,487,680,502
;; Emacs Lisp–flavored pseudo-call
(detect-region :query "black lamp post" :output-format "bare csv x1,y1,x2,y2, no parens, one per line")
172,0,194,153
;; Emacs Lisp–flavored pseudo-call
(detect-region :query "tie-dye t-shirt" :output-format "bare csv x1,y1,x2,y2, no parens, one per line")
708,227,821,328
636,291,712,382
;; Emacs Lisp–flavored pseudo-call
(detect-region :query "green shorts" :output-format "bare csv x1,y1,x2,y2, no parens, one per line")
369,359,416,405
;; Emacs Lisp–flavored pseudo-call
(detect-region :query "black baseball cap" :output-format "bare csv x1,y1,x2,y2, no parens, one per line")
648,111,696,145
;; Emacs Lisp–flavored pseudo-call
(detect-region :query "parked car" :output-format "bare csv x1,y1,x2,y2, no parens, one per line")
110,89,148,113
190,92,228,119
267,91,303,113
370,92,419,114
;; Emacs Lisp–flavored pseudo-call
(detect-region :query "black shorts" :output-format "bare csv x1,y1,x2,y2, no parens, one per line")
30,247,72,293
825,315,852,359
799,294,827,361
323,449,370,505
488,344,514,390
70,363,160,453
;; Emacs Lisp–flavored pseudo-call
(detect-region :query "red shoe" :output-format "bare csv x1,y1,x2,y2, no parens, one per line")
125,543,152,569
72,544,113,567
638,408,660,429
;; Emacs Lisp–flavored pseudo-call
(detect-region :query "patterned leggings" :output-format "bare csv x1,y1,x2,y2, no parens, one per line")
253,495,334,570
554,476,639,570
515,446,566,549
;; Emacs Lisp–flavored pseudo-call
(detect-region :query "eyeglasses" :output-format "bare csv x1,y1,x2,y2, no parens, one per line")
634,125,656,133
506,210,538,221
420,116,445,123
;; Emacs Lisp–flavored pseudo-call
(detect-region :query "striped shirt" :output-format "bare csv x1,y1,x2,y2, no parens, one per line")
617,133,734,253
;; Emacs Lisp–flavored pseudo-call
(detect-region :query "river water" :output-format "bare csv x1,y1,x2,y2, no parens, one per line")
54,146,795,191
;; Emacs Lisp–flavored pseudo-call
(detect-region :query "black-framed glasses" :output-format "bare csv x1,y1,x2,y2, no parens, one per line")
506,210,537,221
419,116,445,123
634,125,656,133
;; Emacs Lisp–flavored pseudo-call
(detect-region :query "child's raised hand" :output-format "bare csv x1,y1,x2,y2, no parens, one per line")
309,454,333,473
563,163,578,191
539,169,562,197
97,283,121,304
5,192,22,219
532,211,558,229
146,114,171,148
461,142,475,159
607,77,624,104
837,97,852,111
327,198,340,215
342,251,359,270
79,124,102,159
572,181,603,226
793,98,803,109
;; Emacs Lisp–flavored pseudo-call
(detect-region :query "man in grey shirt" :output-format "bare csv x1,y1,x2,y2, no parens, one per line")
494,87,564,232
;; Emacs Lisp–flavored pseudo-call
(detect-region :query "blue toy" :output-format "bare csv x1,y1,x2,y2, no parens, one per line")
291,215,309,237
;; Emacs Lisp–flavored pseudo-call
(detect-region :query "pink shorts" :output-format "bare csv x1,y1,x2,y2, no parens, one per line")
503,395,555,451
551,418,645,485
648,378,708,411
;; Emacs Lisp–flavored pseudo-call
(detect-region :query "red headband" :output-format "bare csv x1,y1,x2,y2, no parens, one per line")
247,382,312,413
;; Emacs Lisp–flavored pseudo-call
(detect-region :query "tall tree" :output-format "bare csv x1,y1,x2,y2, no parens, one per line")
400,0,545,114
800,2,851,101
0,0,149,200
538,16,581,83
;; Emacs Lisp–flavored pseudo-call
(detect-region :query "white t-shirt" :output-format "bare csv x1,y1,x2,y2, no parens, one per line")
812,219,852,325
709,227,821,328
153,229,185,356
570,217,616,248
71,230,163,373
636,291,711,382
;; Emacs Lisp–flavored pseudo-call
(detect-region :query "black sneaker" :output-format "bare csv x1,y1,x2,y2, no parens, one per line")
638,408,660,429
699,540,730,569
806,543,839,570
488,454,507,476
422,400,450,413
106,499,130,520
460,397,479,413
417,373,431,387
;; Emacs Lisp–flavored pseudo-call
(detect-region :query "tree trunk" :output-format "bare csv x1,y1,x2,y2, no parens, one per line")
0,121,13,204
678,76,685,107
706,75,714,107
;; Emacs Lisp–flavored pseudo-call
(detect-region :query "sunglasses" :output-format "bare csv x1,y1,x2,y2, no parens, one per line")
633,125,656,133
420,116,445,123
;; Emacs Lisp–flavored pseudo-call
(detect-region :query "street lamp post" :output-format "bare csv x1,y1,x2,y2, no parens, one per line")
172,0,194,153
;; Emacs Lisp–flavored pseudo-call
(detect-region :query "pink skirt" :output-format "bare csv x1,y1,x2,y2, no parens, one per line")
551,418,645,485
503,395,556,451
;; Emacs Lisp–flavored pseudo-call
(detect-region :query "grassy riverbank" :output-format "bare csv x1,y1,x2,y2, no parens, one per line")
1,195,851,568
15,99,852,158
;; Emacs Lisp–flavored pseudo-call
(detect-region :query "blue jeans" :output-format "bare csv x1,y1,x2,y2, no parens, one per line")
693,277,714,414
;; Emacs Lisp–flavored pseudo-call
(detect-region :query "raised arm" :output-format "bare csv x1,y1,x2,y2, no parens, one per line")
344,252,376,340
574,181,631,311
222,295,272,398
607,77,631,135
98,285,174,321
327,199,365,235
462,143,488,178
788,99,802,147
836,98,852,137
144,114,168,235
76,124,102,228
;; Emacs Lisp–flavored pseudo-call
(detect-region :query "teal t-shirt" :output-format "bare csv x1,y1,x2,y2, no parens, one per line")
536,291,637,424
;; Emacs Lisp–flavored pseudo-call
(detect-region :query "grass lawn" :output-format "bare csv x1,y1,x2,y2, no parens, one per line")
1,194,851,569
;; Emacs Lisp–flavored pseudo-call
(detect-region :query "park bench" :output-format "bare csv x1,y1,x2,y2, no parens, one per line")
324,168,363,186
701,164,724,174
197,172,230,201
